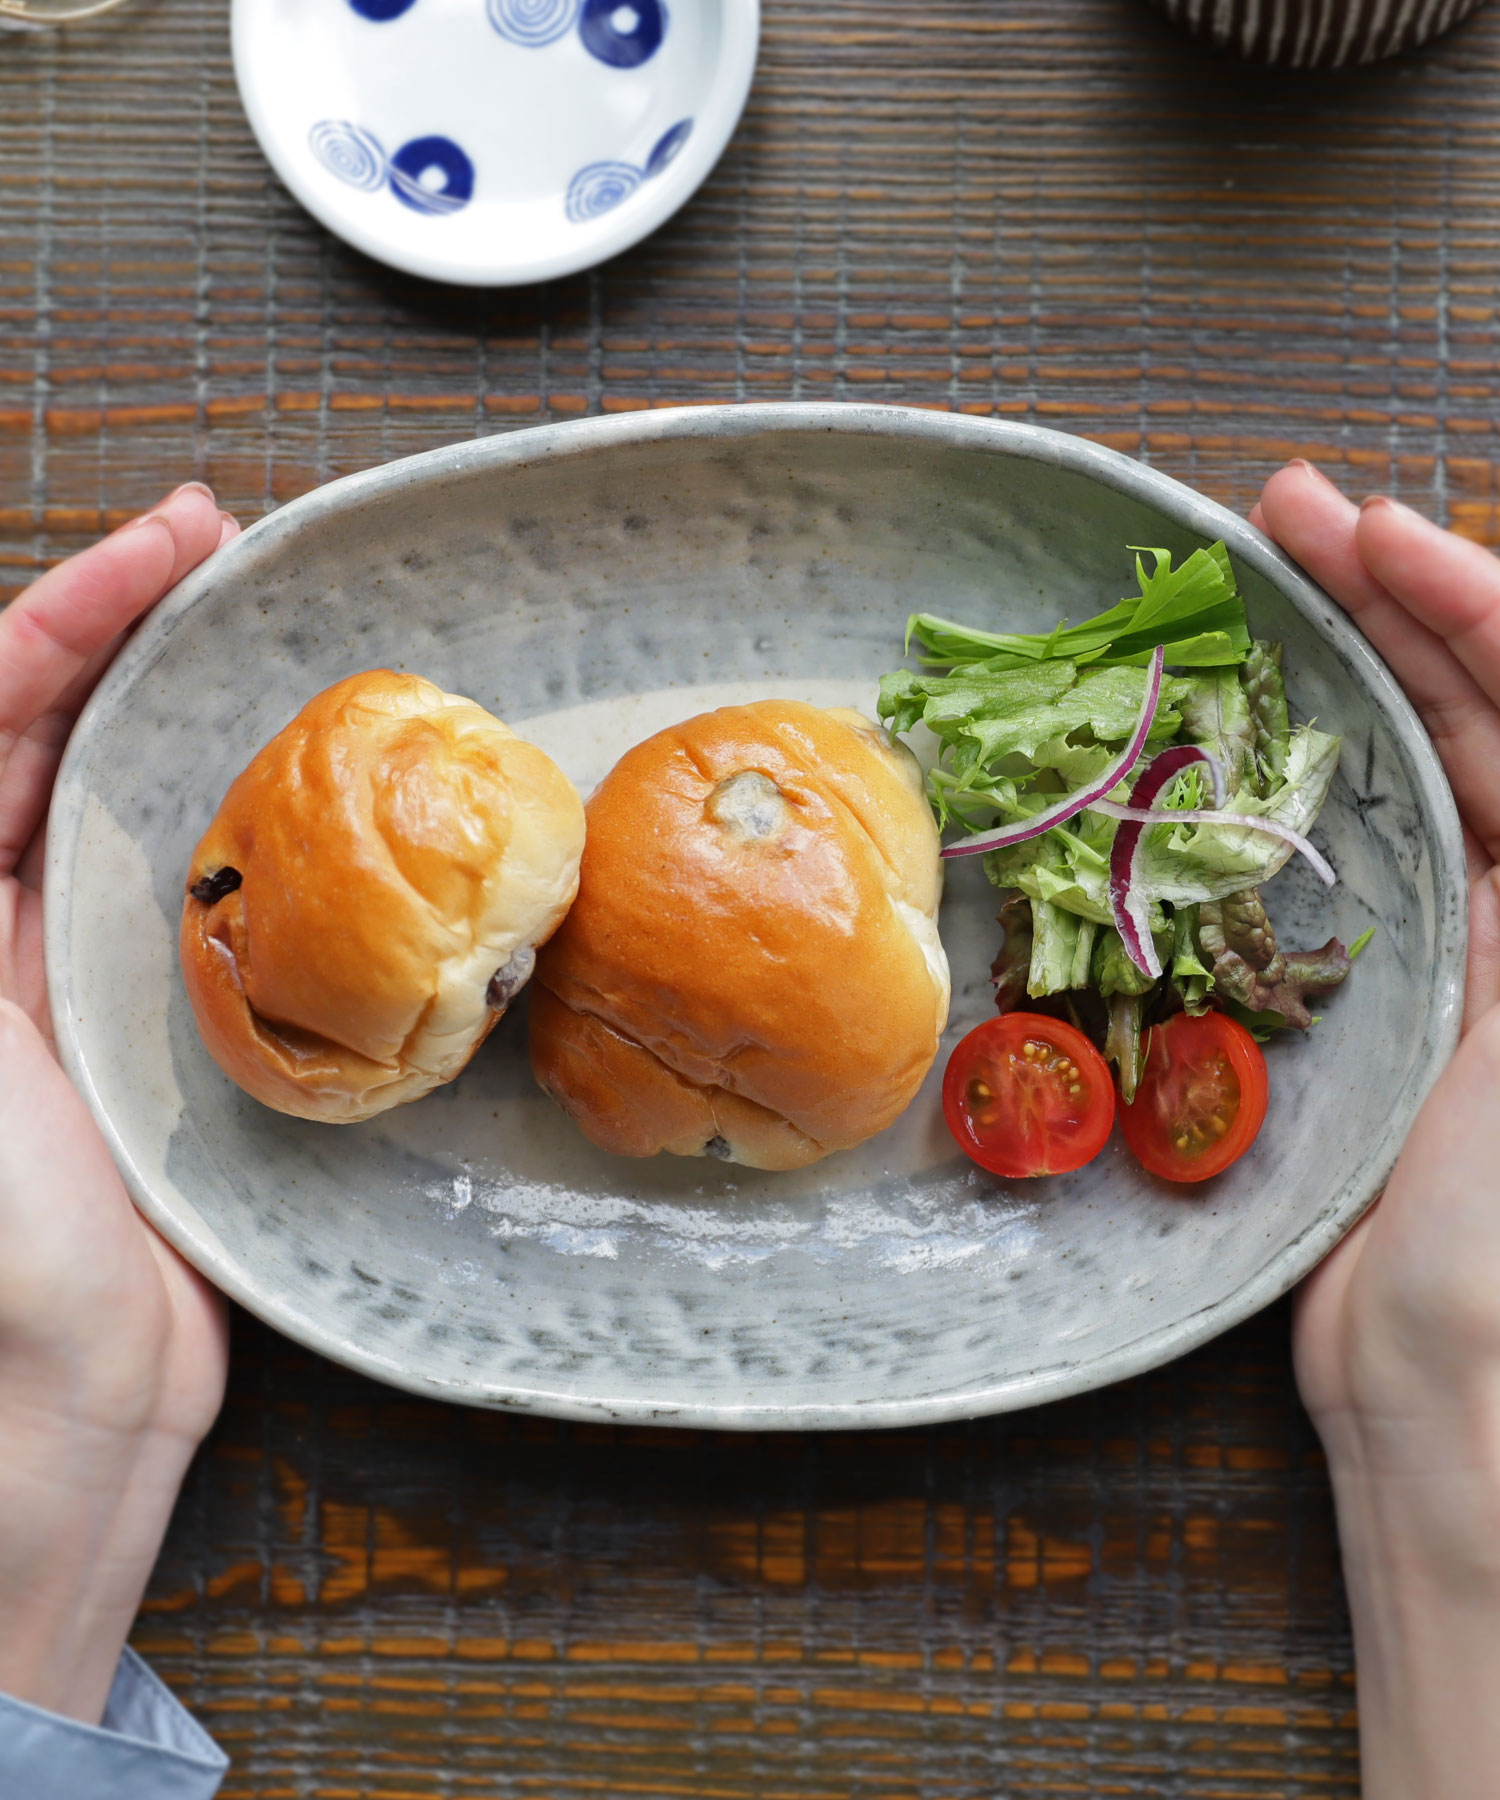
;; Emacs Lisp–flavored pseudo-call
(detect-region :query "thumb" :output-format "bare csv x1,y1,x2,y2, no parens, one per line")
0,999,148,1360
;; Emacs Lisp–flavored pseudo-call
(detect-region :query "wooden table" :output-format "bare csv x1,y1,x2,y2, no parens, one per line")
7,0,1499,1791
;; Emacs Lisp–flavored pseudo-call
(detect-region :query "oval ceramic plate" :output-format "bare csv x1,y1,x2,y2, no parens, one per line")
232,0,758,286
47,407,1465,1427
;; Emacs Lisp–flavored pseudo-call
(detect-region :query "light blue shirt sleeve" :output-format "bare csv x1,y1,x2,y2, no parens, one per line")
0,1647,227,1799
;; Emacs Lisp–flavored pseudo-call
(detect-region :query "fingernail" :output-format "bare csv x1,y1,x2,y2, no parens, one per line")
218,508,238,528
1360,494,1417,518
1289,458,1340,491
121,481,213,536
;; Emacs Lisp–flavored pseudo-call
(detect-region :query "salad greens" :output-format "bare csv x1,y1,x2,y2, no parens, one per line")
880,542,1359,1100
904,543,1252,671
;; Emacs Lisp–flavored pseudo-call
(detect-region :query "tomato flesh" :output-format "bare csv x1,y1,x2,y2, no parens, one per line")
1118,1011,1268,1183
943,1013,1115,1179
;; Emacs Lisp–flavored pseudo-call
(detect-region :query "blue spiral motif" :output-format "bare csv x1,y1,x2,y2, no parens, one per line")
348,0,419,18
388,136,475,215
645,118,692,178
565,159,642,223
486,0,578,43
308,120,388,192
578,0,665,67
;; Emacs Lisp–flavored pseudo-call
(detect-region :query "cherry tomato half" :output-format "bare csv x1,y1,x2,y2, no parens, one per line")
1118,1011,1269,1183
942,1013,1116,1179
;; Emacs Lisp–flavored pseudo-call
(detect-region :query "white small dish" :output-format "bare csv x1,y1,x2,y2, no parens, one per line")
231,0,758,286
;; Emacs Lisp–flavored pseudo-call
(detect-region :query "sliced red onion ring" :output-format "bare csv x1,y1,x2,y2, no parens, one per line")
1093,800,1337,886
940,644,1167,860
1102,744,1337,979
1105,743,1227,980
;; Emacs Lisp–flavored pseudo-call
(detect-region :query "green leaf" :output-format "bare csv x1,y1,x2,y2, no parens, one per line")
1242,640,1291,790
1177,665,1255,790
1169,905,1215,1015
1027,899,1098,996
1129,724,1342,908
905,540,1251,672
1093,927,1158,998
1216,997,1292,1041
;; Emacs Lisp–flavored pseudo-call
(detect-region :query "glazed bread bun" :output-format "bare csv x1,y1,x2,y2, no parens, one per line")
181,670,585,1123
529,699,949,1170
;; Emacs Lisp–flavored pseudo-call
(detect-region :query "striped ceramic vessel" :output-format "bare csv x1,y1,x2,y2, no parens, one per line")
1149,0,1489,66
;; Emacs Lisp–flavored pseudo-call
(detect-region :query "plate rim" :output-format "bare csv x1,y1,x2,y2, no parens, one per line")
46,404,1469,1427
230,0,761,287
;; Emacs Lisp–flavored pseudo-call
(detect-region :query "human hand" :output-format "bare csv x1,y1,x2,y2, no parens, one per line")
1253,460,1500,1800
0,486,235,1725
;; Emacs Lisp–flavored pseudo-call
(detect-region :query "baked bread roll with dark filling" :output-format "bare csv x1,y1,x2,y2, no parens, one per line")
181,669,585,1122
529,699,950,1170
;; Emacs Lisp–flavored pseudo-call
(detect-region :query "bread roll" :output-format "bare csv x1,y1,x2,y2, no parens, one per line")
529,700,949,1169
181,669,585,1122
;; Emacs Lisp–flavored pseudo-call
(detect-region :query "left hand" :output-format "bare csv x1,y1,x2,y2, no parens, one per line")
0,485,236,1724
1252,461,1500,1800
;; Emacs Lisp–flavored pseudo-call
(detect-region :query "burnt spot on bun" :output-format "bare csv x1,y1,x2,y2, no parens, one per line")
486,945,536,1011
190,866,242,905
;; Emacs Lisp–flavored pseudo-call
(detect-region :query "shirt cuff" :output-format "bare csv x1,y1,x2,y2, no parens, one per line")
0,1647,227,1799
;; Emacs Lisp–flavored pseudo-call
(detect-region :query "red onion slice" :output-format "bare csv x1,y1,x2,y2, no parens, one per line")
1092,800,1337,887
1102,743,1337,979
1105,744,1227,980
941,645,1167,860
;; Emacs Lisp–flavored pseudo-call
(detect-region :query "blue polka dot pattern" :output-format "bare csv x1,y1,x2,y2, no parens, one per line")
565,159,642,222
645,118,692,177
348,0,419,19
578,0,665,67
389,136,475,215
308,120,389,191
486,0,579,44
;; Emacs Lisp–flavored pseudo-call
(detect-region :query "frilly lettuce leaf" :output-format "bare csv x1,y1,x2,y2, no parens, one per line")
879,659,1192,825
1242,640,1291,787
984,809,1116,925
1027,898,1099,997
980,722,1340,929
1177,665,1255,791
1170,906,1215,1015
1198,889,1354,1031
1130,724,1341,907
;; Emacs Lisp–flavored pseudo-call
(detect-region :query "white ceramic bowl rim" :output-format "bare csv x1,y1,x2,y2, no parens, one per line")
47,405,1467,1427
231,0,760,287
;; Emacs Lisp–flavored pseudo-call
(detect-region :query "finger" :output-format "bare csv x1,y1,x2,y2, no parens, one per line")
1357,496,1500,711
0,1000,142,1355
0,485,223,752
3,516,237,879
0,632,131,879
1258,462,1500,858
1469,865,1500,1033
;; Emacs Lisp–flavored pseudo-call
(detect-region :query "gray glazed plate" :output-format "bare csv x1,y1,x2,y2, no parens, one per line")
46,405,1466,1427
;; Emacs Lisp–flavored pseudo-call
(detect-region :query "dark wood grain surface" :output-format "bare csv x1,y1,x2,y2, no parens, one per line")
7,0,1500,1792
